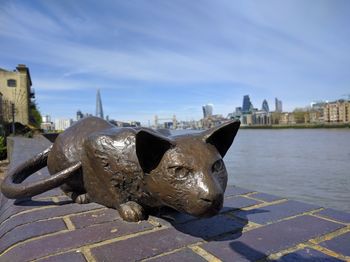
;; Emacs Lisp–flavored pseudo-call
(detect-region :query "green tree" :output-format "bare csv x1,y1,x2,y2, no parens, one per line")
0,136,7,159
29,100,42,128
293,108,306,124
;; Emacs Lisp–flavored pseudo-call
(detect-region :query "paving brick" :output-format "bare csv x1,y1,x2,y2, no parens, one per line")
32,187,65,199
0,202,103,238
0,199,62,224
148,248,207,262
319,231,350,257
156,208,198,225
91,228,201,261
315,208,350,224
225,186,255,197
24,169,50,183
70,208,120,229
0,218,66,253
249,192,284,202
36,251,87,262
201,215,345,261
275,248,344,262
174,214,244,240
234,200,320,224
0,219,153,261
222,196,261,212
153,196,261,226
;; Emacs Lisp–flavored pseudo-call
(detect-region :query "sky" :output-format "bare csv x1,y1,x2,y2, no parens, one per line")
0,0,349,125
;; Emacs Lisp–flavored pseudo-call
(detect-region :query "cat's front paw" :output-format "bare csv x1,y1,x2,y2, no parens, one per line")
75,193,90,204
118,201,146,222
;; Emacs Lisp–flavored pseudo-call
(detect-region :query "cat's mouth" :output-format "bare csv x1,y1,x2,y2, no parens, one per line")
184,196,223,217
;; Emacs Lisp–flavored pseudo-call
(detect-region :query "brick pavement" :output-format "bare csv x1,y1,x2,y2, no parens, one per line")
0,136,349,261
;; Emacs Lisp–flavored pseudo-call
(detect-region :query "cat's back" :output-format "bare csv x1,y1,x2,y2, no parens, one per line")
48,117,114,173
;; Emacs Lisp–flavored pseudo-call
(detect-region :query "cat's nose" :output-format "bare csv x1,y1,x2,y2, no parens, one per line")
199,192,223,210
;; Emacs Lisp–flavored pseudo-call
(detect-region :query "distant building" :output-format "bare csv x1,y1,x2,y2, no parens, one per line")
303,101,326,124
275,98,283,113
254,111,271,125
96,89,104,119
42,115,51,123
202,114,226,129
311,101,326,110
109,120,141,128
280,113,295,125
55,118,73,131
242,95,252,113
41,115,54,132
76,110,84,121
202,104,213,118
262,99,269,113
324,100,350,123
0,64,34,125
241,114,253,126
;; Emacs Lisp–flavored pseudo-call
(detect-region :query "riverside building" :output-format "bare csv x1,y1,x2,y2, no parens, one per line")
0,64,34,125
324,100,350,123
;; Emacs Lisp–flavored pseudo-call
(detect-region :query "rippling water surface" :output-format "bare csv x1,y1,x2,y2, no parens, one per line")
173,128,350,212
224,129,350,212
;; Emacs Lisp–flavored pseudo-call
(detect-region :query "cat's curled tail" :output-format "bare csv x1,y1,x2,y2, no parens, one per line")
1,145,81,199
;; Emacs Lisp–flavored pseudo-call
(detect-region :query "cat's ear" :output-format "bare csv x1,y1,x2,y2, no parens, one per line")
203,120,240,157
136,129,174,173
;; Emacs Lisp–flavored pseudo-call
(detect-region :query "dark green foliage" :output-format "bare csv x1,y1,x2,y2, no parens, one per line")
29,100,42,128
0,136,7,160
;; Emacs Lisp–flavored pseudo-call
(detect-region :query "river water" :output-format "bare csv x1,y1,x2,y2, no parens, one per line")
224,129,350,212
173,129,350,212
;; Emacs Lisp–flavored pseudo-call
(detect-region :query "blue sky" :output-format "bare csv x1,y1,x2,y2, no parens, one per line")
0,0,349,125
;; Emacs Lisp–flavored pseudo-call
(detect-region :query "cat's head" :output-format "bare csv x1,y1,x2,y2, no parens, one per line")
136,120,240,217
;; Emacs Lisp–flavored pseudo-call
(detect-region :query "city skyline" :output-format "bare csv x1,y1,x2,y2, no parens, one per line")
1,1,349,125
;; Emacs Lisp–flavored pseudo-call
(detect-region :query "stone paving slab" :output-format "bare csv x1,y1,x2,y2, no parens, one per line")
248,192,285,202
70,208,120,229
148,248,207,262
36,251,87,262
91,227,201,261
1,219,154,261
0,218,67,253
234,200,321,224
222,196,262,212
173,214,244,240
0,136,349,262
224,186,255,197
275,248,345,262
315,208,350,224
0,201,102,238
201,215,345,261
319,231,350,257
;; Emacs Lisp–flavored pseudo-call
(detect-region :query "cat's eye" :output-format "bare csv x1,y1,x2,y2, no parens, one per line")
212,160,224,172
169,166,190,179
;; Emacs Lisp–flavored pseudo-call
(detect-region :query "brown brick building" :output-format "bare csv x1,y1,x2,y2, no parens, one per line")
324,100,350,123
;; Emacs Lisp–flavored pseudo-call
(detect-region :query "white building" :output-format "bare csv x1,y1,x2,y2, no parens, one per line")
54,118,73,131
41,114,55,132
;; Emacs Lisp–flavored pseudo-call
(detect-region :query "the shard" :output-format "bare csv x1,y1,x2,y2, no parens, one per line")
96,89,104,119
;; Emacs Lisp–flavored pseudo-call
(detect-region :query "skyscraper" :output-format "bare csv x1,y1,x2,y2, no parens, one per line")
262,99,269,113
275,97,283,113
96,89,104,119
242,95,252,113
202,104,213,118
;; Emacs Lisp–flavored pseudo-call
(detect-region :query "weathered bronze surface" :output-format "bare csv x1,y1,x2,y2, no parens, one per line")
1,117,240,222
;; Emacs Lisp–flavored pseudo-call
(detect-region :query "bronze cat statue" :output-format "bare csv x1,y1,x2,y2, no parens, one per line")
1,117,240,222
